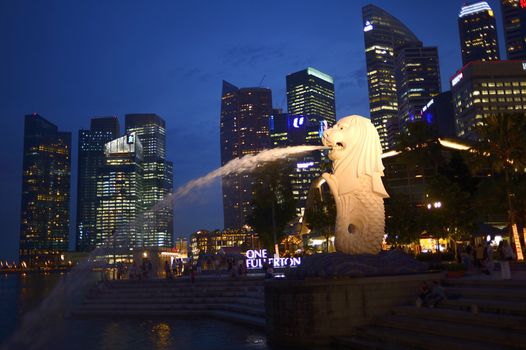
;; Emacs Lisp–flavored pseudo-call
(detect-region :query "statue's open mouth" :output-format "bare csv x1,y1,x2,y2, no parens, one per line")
333,142,345,150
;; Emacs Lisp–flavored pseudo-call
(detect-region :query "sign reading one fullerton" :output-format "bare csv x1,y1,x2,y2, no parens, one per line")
245,249,301,269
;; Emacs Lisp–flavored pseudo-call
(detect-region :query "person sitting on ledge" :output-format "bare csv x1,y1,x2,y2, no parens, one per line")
425,280,445,308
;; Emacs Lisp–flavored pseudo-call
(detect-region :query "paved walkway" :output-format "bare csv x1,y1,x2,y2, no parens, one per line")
462,263,526,281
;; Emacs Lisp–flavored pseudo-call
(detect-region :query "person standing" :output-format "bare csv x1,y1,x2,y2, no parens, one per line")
483,242,494,275
499,241,515,280
164,260,172,280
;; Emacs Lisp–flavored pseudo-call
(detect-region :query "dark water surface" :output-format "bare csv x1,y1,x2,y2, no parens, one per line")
0,273,268,350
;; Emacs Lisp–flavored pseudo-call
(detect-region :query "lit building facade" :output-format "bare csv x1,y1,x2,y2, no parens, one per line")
96,133,144,248
76,116,119,252
362,4,422,150
190,228,260,258
451,60,526,140
286,68,335,218
220,81,272,229
20,114,71,266
125,114,173,247
501,0,526,59
395,45,441,135
458,1,500,65
174,236,189,256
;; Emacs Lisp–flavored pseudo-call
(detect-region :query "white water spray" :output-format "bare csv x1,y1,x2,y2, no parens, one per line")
2,145,327,349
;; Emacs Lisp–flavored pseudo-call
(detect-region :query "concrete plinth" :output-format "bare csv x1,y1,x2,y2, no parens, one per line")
265,272,444,348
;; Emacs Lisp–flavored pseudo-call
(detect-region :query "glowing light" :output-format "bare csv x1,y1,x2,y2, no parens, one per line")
511,224,524,261
422,99,434,113
451,72,463,86
459,2,492,18
293,116,305,128
522,0,526,9
297,161,314,169
438,138,471,151
306,67,333,84
364,20,373,32
142,251,148,258
381,150,400,158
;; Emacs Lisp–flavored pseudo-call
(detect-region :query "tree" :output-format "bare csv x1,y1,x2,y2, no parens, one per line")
385,193,422,245
304,181,336,252
247,160,297,253
469,113,526,259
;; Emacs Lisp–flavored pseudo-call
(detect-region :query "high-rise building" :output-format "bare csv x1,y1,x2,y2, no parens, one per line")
395,45,441,135
362,4,422,150
420,91,457,138
96,133,144,248
220,81,272,229
501,0,526,59
458,1,500,65
285,67,336,218
76,116,119,252
125,114,173,248
451,60,526,139
20,114,71,266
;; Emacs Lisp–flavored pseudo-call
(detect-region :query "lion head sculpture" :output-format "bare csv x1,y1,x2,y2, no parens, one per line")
322,115,388,198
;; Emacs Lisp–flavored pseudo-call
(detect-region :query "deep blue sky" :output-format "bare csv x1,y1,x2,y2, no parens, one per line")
0,0,506,260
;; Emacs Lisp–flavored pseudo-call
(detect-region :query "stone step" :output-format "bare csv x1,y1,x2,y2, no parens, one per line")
86,290,263,299
445,286,526,301
357,325,499,350
444,278,526,289
83,296,264,306
105,280,264,289
76,303,265,317
377,314,526,348
441,298,526,316
392,305,526,332
332,335,409,350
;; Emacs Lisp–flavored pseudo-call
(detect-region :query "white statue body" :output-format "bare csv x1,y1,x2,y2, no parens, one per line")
322,115,389,254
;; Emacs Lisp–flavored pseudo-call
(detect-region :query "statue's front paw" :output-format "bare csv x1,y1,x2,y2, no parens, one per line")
322,173,338,196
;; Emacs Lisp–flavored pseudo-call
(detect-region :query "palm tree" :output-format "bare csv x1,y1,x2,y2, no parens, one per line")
470,113,526,260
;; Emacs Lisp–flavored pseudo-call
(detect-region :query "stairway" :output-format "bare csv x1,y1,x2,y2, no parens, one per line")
334,277,526,349
72,276,266,329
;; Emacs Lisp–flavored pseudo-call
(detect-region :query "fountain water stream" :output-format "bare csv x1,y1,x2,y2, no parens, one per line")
2,145,327,350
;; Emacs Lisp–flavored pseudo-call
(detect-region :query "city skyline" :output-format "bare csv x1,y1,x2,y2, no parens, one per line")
0,0,511,260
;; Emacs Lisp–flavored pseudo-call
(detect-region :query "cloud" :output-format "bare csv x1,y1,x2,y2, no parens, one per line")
223,45,287,67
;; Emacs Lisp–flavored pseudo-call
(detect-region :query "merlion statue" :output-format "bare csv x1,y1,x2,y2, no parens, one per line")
321,115,389,254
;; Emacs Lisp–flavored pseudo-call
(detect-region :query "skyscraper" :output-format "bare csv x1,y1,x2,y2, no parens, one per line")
451,60,526,139
362,4,421,150
395,45,441,134
285,67,335,218
501,0,526,59
76,116,119,252
458,1,500,65
220,81,272,229
125,114,173,247
96,133,143,248
20,114,71,266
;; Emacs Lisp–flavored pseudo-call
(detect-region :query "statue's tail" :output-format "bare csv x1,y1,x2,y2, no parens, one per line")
334,192,385,254
322,174,385,255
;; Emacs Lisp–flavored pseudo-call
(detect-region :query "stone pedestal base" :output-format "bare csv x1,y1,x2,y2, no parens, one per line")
265,272,444,347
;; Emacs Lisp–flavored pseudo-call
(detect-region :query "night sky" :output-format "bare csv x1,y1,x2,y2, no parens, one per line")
0,0,506,260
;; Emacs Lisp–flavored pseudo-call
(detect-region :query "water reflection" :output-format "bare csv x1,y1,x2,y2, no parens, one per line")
1,274,268,350
150,322,171,350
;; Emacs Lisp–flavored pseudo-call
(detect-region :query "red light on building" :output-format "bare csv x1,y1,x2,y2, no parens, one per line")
521,0,526,9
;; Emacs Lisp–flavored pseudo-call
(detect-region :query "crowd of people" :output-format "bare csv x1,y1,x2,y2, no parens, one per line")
457,240,516,279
